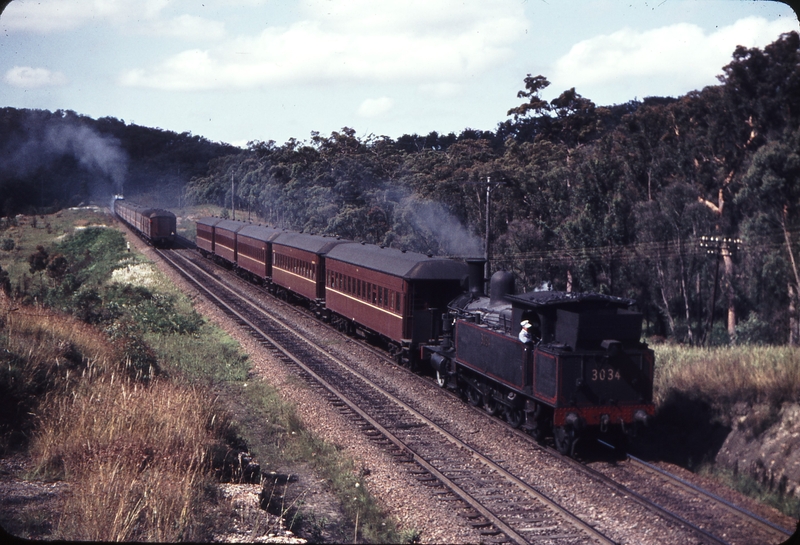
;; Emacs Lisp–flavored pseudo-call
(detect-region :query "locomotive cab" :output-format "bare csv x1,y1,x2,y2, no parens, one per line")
510,292,655,454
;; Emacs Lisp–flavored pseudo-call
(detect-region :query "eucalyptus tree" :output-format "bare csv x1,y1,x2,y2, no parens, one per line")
736,128,800,344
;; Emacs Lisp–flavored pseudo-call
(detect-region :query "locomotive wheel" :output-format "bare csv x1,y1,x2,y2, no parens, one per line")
504,408,524,428
527,422,544,441
554,425,576,457
435,370,447,388
465,385,482,406
483,395,499,416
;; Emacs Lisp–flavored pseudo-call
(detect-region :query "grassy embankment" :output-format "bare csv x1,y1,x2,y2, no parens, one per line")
0,208,406,542
653,343,800,516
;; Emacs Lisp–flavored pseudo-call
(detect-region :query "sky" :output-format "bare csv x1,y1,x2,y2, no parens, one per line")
1,1,798,148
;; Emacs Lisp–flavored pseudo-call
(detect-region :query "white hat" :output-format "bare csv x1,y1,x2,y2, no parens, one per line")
520,320,531,329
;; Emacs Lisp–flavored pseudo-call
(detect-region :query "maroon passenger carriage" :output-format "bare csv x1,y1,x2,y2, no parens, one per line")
195,217,224,256
323,243,468,365
210,219,249,265
235,224,283,282
269,231,348,308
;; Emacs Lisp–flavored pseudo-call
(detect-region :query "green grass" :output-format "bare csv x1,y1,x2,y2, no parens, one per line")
699,464,800,518
0,209,114,286
146,325,250,383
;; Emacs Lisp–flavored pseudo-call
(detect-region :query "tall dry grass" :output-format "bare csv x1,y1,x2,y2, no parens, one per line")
2,297,231,542
654,344,800,408
3,295,117,374
31,373,227,541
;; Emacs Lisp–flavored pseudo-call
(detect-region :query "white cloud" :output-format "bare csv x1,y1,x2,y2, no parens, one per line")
418,82,462,98
357,97,394,118
2,0,223,40
4,66,68,88
118,0,528,90
150,15,226,41
551,16,799,102
3,0,161,32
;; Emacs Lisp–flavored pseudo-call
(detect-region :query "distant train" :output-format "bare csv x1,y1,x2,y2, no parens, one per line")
114,198,176,247
195,216,656,455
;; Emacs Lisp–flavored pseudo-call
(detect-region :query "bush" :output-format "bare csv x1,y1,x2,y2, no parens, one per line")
1,238,14,251
736,313,781,345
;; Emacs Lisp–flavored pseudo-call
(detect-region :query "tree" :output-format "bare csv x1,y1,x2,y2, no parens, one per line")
736,129,800,344
28,245,49,275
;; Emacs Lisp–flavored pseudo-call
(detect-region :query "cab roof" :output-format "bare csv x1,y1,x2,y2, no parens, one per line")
507,290,634,310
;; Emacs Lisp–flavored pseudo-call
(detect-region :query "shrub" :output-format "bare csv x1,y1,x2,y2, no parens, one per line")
736,313,781,345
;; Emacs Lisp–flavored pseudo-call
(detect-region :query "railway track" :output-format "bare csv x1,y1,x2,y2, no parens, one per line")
152,239,794,545
157,247,615,545
587,444,794,545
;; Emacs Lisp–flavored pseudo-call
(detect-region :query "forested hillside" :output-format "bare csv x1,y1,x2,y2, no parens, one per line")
185,32,800,346
0,108,237,214
1,33,797,346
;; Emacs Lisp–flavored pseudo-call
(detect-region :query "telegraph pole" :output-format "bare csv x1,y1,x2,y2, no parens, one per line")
484,176,505,290
699,235,742,345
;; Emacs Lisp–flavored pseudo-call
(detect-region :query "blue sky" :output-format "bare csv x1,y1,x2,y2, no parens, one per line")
2,1,798,147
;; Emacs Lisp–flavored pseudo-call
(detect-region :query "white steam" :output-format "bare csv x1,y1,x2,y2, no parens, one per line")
395,196,483,258
3,120,128,194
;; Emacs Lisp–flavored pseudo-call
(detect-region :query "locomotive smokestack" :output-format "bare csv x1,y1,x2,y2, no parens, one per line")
466,259,486,299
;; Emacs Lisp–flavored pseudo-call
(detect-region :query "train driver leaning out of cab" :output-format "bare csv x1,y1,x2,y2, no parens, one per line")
519,320,534,344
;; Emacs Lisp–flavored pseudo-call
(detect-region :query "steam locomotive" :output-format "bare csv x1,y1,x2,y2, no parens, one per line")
423,262,654,455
